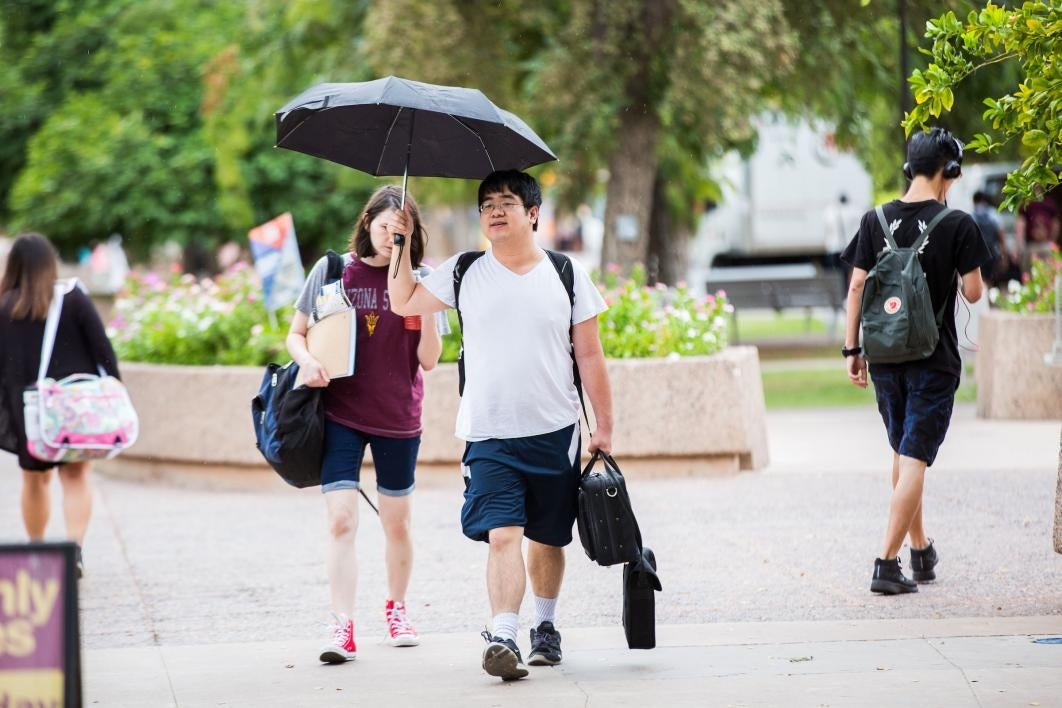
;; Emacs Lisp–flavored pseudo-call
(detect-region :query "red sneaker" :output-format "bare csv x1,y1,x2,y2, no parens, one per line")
319,615,357,663
385,600,420,647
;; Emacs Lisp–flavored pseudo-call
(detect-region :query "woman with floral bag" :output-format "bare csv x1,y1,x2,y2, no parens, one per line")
0,233,122,577
287,186,445,664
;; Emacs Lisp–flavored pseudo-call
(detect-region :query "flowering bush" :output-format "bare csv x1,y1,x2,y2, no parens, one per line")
109,261,731,366
595,264,731,359
990,244,1061,315
108,263,290,366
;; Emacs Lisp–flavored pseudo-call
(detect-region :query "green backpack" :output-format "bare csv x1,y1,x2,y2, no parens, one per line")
861,204,952,364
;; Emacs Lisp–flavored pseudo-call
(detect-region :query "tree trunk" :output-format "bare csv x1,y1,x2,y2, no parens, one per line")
599,0,673,275
601,109,659,273
647,168,689,286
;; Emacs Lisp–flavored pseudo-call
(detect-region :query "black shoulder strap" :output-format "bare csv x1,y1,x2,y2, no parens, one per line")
453,251,486,397
453,251,486,314
312,251,346,322
544,250,576,309
325,250,344,283
544,250,589,429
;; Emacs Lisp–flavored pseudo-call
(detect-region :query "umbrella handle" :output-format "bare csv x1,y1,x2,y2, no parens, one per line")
391,234,406,279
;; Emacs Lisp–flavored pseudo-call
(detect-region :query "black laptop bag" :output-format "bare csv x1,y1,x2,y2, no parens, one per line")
577,451,643,567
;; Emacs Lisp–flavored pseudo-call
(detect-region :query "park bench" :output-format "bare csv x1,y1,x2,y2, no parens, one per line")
704,264,846,343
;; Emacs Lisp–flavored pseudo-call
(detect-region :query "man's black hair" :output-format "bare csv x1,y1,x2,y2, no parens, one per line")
478,170,542,231
906,127,963,179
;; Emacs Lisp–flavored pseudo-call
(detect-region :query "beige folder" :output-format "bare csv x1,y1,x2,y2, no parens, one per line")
295,309,356,386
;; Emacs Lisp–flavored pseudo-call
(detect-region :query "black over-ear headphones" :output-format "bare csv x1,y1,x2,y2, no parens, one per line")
903,128,964,180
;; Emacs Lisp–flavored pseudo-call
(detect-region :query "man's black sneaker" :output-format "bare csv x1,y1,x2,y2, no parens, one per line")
870,557,918,595
910,539,938,582
527,621,562,666
480,630,528,681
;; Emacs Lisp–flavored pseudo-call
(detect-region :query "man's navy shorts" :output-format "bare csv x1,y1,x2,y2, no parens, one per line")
870,365,959,467
460,423,581,547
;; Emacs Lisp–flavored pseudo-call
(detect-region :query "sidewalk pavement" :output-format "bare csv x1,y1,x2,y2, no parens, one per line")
87,617,1062,707
2,404,1060,706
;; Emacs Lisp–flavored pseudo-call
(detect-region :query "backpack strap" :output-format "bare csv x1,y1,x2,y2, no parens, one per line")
311,251,347,322
918,207,954,327
544,251,590,430
324,250,344,282
453,251,487,396
875,205,900,252
911,207,952,255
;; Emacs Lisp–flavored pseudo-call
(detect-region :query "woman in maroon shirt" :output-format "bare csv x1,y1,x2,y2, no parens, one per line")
0,233,120,577
287,186,442,663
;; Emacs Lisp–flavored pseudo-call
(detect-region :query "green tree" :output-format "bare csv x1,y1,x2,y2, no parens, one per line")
5,0,242,257
777,0,1023,200
902,1,1060,209
363,0,794,279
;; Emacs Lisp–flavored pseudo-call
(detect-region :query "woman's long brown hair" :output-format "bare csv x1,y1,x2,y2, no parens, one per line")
347,185,426,267
0,233,59,321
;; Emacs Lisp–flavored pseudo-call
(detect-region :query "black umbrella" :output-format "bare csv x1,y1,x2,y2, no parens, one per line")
274,76,557,204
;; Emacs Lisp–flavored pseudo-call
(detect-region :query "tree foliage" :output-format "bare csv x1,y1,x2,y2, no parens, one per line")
777,0,1024,199
903,1,1061,209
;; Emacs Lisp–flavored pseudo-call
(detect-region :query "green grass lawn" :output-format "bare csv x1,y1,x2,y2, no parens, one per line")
732,312,830,340
761,363,977,409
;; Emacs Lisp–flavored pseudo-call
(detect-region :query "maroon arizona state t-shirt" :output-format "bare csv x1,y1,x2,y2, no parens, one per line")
323,259,424,437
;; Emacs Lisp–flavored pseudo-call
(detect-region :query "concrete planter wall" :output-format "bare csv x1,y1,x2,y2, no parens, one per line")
102,347,768,482
976,311,1062,420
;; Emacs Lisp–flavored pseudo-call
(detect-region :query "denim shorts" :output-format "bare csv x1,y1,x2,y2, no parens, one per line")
460,423,581,547
870,366,959,467
320,419,419,496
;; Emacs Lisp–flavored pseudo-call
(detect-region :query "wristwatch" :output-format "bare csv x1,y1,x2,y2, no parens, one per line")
841,345,862,358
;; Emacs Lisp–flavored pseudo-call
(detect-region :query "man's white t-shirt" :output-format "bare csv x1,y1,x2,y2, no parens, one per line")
420,249,607,441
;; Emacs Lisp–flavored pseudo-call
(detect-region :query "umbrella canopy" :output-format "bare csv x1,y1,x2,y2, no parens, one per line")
274,76,556,180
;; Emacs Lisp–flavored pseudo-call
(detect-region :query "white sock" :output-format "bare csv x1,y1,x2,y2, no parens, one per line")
533,596,557,627
491,612,519,642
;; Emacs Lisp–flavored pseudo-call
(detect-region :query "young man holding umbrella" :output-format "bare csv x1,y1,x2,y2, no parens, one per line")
387,169,614,681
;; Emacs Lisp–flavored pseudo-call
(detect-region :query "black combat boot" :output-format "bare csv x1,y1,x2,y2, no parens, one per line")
910,539,938,582
870,557,918,595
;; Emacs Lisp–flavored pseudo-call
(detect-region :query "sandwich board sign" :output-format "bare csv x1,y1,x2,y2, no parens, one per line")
0,542,81,707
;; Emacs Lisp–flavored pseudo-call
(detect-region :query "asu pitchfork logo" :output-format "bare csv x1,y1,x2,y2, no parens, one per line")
364,312,380,336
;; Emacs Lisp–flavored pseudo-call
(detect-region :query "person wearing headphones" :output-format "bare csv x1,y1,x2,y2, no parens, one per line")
840,128,991,595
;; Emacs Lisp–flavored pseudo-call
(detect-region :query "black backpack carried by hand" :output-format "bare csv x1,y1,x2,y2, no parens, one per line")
250,251,344,488
251,360,324,488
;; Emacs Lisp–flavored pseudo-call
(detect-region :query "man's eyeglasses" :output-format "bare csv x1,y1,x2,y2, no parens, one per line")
478,201,526,215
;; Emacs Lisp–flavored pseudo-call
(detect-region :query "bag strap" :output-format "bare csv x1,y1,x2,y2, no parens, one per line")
453,251,487,396
912,208,953,327
875,206,900,252
910,206,952,255
324,250,344,282
311,251,347,322
37,279,82,382
544,250,590,430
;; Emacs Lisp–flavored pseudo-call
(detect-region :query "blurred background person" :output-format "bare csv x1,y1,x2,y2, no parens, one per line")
0,233,121,576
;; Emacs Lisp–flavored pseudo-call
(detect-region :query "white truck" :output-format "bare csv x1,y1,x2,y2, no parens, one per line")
689,114,873,279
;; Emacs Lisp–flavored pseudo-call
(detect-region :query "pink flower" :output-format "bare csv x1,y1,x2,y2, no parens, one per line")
606,263,621,274
716,289,727,299
169,263,182,274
